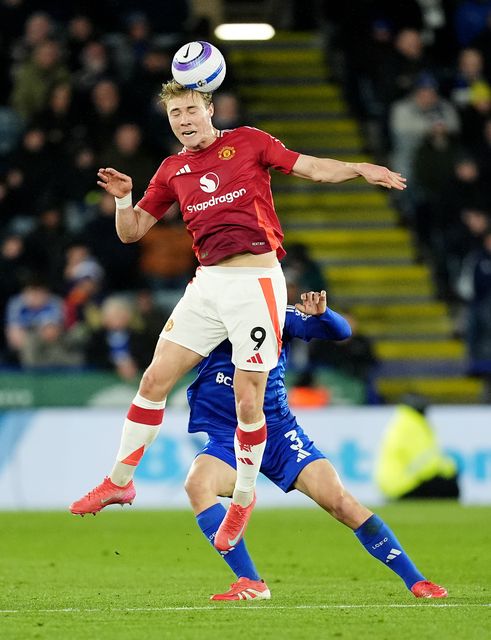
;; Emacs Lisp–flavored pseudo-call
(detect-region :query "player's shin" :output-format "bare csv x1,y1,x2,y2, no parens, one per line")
233,418,267,507
197,503,261,580
354,514,425,590
110,393,166,486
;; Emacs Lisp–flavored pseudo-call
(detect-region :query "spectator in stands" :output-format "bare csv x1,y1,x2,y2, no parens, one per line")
457,229,491,363
34,82,82,156
108,11,153,83
63,241,104,327
100,122,155,196
126,46,173,159
84,295,151,380
82,190,140,291
24,205,73,292
5,277,64,364
445,206,491,301
133,288,172,358
9,11,55,65
462,206,491,241
61,145,99,220
18,318,84,369
459,80,491,147
72,40,114,104
282,242,327,293
5,126,58,226
138,212,197,290
85,79,128,153
10,40,70,122
389,72,460,218
320,3,424,118
433,156,491,298
309,309,379,402
65,14,98,73
450,48,488,108
388,29,433,101
211,92,244,130
375,393,459,499
411,118,464,254
353,17,395,156
0,233,33,359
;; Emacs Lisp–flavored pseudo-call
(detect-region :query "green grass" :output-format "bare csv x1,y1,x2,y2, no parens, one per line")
0,503,490,639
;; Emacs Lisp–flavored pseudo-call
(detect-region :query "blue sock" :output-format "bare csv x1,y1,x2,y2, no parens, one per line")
196,503,261,581
354,514,425,590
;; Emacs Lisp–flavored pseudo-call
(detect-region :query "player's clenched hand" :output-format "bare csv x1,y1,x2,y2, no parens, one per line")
295,290,327,316
97,167,133,198
357,163,407,190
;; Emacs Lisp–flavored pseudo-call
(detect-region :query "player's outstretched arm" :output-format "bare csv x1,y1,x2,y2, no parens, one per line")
291,155,406,190
97,167,157,243
292,290,352,341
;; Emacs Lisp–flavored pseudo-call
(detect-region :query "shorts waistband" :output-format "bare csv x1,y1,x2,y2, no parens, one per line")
200,264,283,277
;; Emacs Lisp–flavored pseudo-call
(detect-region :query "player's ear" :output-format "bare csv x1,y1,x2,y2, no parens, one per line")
208,102,214,117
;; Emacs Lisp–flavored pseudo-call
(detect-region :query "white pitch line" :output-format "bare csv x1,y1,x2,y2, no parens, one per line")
0,603,490,614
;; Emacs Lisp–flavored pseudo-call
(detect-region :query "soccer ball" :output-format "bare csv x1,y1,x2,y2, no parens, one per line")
172,41,226,93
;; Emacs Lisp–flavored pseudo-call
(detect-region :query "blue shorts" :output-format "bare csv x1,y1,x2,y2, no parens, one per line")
196,418,326,493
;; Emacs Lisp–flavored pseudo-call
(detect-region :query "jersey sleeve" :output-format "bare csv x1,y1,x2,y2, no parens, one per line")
135,162,176,220
284,306,352,342
245,127,300,174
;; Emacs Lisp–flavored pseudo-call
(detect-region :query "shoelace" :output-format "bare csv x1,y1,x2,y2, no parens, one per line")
85,478,110,500
228,579,248,592
226,503,248,529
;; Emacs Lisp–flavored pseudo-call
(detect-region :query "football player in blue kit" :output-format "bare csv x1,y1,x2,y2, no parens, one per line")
184,290,448,601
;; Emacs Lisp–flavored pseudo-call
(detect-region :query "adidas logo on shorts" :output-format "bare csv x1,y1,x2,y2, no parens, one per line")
246,353,263,364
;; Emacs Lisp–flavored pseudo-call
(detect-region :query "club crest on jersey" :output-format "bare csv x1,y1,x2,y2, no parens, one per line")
218,145,236,160
164,318,174,332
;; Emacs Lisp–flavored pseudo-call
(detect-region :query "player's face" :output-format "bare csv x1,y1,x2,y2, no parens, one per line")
167,92,215,151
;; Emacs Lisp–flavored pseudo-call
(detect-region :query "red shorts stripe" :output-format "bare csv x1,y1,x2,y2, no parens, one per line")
258,277,282,357
236,424,267,445
127,404,164,426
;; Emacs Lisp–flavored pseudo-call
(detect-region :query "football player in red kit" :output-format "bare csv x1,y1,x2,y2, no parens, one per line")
70,80,406,552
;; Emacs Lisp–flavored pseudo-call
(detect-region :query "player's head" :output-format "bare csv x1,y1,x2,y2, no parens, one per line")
160,80,215,151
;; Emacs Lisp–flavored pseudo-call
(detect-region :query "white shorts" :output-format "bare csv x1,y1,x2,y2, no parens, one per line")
160,264,287,371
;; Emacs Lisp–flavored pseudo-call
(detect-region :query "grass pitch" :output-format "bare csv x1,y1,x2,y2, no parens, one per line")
0,502,490,639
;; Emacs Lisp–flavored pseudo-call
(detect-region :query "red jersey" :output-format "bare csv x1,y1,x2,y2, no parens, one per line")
136,126,300,266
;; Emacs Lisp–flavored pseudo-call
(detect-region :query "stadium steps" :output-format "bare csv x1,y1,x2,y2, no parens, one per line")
229,32,484,403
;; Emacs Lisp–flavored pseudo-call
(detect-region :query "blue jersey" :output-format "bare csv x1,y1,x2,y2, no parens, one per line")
187,305,351,436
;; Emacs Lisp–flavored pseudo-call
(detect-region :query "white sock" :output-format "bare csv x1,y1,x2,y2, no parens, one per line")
110,393,166,486
233,416,267,507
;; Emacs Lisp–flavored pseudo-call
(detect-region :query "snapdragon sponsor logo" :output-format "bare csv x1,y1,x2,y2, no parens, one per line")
199,172,220,193
187,187,247,213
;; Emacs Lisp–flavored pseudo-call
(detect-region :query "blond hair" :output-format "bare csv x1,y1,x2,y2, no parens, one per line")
159,79,213,109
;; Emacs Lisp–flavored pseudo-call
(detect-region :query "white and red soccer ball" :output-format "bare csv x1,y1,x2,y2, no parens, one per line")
171,41,226,93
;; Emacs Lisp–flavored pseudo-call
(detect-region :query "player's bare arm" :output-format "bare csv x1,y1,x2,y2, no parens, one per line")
97,167,158,242
295,290,328,316
291,155,407,190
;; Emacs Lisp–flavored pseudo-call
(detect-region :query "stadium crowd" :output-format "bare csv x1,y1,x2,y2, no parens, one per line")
1,1,491,392
323,1,491,370
0,1,215,376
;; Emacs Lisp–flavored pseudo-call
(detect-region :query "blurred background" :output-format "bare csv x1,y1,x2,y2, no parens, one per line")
1,0,491,508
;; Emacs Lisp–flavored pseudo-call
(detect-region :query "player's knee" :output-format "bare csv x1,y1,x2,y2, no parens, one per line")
184,470,212,502
235,396,262,424
139,367,167,400
326,490,354,524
